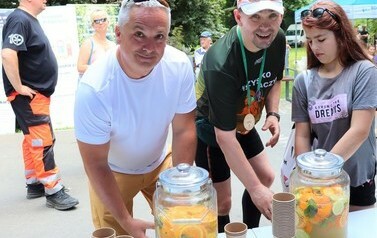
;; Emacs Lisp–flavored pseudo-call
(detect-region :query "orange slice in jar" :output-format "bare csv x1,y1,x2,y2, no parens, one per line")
179,224,205,238
298,192,315,211
314,194,332,214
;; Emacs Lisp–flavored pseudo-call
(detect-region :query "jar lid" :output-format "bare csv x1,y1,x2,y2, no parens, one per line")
296,149,344,178
158,163,209,192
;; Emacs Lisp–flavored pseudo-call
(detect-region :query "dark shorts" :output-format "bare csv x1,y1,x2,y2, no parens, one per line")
195,127,264,183
350,177,376,206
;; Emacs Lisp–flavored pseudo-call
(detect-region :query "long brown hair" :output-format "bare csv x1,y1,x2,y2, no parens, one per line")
301,0,370,69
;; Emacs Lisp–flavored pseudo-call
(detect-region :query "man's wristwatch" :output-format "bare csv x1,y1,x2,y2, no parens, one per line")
266,112,280,122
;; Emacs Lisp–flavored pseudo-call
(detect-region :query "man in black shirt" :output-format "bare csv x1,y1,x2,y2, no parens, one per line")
2,0,78,210
195,0,286,232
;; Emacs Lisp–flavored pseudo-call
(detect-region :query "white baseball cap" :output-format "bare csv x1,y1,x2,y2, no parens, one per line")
237,0,284,15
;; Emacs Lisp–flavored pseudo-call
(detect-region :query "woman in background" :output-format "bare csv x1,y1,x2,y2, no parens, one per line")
367,44,377,64
292,0,377,212
77,9,116,78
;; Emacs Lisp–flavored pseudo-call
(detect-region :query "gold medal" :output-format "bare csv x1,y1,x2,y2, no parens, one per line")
236,113,255,133
243,113,255,131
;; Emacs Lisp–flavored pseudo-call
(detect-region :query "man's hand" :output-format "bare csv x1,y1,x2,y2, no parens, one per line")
248,184,273,220
123,217,155,238
17,85,37,99
261,116,280,147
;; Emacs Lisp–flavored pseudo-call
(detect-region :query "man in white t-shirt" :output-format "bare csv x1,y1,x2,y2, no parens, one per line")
74,0,196,237
194,31,212,76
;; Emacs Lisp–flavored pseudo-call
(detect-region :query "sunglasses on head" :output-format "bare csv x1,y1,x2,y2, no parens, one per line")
93,18,107,24
301,8,339,23
127,0,169,8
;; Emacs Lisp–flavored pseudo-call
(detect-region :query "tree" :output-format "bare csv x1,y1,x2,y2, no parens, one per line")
169,0,227,52
9,0,364,51
0,0,17,8
282,0,312,30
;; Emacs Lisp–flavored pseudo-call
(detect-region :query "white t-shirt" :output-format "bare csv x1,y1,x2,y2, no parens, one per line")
194,47,206,67
74,45,196,174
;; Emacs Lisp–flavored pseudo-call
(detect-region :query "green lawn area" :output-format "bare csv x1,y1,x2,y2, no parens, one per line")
287,46,307,74
280,46,307,99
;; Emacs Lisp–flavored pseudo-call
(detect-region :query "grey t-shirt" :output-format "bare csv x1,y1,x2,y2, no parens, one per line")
292,60,377,187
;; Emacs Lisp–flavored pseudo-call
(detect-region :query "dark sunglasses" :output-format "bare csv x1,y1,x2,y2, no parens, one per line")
301,8,339,23
129,0,169,8
93,18,107,24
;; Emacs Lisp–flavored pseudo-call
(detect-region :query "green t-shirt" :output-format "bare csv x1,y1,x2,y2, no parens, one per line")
196,25,286,131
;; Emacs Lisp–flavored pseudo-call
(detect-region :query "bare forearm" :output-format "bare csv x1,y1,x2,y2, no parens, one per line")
294,122,312,157
77,64,89,74
216,129,262,191
331,128,369,161
172,125,196,166
77,40,91,74
215,128,273,220
84,162,131,223
2,49,22,91
294,135,311,156
77,141,131,230
171,111,196,166
331,109,374,161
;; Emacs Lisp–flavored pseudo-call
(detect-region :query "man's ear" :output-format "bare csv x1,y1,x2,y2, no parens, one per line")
234,9,242,26
114,25,121,45
115,25,121,37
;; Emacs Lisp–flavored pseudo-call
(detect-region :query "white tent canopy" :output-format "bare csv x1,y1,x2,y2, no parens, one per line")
294,0,377,23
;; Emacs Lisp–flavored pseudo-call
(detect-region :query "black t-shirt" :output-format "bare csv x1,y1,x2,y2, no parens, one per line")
2,9,58,97
196,26,286,131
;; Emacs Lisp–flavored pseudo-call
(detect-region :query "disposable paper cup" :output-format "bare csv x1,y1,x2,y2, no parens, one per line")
91,227,116,238
272,192,296,238
224,222,248,238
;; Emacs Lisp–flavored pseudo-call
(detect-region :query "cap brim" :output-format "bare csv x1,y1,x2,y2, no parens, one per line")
239,1,284,15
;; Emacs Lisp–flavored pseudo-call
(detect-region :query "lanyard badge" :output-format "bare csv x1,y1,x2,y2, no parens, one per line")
236,26,267,132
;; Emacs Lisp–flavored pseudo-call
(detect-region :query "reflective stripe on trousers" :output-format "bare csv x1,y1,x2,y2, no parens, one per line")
8,92,62,195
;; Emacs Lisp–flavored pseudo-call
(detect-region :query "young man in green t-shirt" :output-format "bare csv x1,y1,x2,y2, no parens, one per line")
195,0,286,232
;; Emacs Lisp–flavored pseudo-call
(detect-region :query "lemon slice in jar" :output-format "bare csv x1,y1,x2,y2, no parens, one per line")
332,200,345,216
179,225,205,238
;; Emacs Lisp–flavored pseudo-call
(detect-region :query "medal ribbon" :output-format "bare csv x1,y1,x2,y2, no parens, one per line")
236,26,266,110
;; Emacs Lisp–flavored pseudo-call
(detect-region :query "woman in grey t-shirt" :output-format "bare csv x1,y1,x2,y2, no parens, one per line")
292,0,377,211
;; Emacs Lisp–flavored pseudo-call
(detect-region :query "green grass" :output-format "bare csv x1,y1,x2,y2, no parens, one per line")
281,46,307,99
287,46,307,73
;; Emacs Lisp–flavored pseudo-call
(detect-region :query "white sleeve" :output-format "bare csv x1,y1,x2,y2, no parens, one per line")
74,82,111,145
194,49,200,66
176,57,197,114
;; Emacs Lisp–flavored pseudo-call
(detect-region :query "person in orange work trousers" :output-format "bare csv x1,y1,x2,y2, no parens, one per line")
1,0,78,210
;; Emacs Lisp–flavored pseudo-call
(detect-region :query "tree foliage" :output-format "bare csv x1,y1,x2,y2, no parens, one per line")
1,0,376,50
169,0,227,52
282,0,312,29
0,0,17,8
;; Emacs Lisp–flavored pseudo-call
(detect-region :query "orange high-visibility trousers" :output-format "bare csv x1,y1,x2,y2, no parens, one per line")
8,92,63,195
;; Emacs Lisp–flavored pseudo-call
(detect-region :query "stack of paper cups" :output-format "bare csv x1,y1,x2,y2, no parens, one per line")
272,192,296,238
